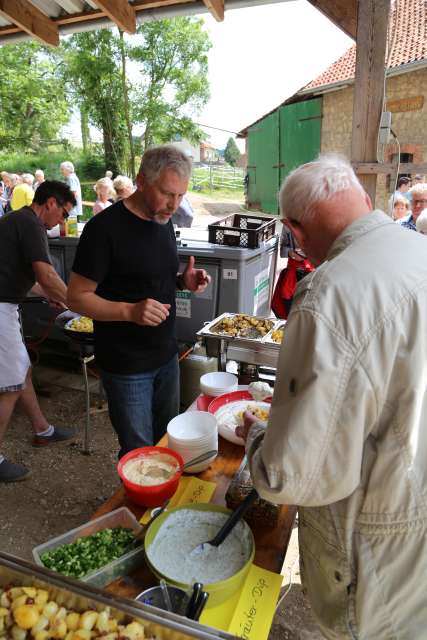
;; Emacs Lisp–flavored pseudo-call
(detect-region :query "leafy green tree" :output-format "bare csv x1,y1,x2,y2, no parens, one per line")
60,30,130,175
129,17,211,150
0,42,68,151
224,137,241,167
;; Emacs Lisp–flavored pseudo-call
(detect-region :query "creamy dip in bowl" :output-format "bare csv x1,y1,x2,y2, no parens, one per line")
123,453,178,486
145,504,255,605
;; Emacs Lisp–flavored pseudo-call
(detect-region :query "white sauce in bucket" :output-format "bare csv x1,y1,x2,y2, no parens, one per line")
147,509,252,584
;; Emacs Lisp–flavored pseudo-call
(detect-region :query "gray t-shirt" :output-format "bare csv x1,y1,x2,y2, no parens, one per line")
0,207,51,302
67,172,82,217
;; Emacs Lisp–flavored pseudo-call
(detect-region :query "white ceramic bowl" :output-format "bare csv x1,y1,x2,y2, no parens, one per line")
167,411,217,442
200,372,238,397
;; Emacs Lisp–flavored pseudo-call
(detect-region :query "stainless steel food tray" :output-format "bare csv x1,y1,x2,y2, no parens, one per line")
263,321,286,345
197,313,281,344
0,551,235,639
197,313,283,369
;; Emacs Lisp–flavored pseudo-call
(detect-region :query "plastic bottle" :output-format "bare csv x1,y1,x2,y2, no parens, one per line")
179,342,218,407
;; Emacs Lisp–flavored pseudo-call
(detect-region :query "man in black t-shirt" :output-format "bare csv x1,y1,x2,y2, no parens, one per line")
0,181,77,482
68,145,210,457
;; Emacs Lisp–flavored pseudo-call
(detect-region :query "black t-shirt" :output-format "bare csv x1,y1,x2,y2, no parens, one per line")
72,201,179,374
0,207,51,303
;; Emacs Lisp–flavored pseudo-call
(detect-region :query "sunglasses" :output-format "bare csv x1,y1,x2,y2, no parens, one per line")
55,199,70,219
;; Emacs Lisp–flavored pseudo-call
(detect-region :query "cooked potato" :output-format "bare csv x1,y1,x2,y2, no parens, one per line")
69,316,93,333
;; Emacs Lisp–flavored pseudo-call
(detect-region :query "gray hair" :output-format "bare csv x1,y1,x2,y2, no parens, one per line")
34,169,44,179
410,183,427,197
416,208,427,234
60,161,75,173
140,144,192,183
21,173,34,185
279,153,364,222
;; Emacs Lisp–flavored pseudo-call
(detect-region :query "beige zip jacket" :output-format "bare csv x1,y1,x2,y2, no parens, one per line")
247,211,427,639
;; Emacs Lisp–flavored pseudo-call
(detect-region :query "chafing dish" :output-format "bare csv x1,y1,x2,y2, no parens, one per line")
197,313,284,370
0,551,234,639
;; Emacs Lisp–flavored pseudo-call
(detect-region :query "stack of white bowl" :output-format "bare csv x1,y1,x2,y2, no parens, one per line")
167,411,218,472
199,371,238,397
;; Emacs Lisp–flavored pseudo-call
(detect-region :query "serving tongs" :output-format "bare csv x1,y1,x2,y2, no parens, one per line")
185,582,210,621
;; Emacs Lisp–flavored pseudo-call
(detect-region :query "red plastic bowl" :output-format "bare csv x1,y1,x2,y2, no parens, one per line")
117,446,184,507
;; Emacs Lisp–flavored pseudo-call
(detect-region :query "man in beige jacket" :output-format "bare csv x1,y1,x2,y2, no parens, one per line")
238,154,427,638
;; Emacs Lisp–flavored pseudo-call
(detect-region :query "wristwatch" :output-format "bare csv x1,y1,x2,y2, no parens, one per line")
176,273,186,291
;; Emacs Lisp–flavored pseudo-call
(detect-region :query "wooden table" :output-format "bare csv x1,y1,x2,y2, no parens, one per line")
93,416,296,598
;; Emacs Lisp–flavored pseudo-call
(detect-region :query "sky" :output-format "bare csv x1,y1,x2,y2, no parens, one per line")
194,0,353,150
64,0,352,152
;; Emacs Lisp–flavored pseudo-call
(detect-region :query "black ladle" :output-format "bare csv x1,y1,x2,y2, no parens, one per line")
192,488,258,554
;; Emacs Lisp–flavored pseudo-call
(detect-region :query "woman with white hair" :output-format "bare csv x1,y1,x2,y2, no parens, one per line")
93,177,116,215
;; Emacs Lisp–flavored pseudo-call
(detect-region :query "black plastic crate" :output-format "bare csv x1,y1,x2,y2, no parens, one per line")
208,213,276,248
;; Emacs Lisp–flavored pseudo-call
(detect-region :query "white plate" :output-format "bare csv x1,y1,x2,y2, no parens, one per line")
213,400,270,447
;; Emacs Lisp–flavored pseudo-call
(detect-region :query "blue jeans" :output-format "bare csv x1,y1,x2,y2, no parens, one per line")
100,354,179,458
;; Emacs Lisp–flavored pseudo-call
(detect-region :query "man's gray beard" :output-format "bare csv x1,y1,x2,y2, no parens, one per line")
153,214,171,225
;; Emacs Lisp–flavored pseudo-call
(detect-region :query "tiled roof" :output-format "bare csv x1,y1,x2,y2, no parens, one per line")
304,0,427,91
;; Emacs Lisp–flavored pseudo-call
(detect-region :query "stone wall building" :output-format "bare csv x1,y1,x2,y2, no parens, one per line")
239,0,427,213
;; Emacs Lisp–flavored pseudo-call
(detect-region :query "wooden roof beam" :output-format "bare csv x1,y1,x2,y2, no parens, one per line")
202,0,224,22
0,0,59,46
92,0,136,33
306,0,357,39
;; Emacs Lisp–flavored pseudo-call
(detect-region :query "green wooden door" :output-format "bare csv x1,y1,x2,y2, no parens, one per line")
279,99,322,184
247,111,279,214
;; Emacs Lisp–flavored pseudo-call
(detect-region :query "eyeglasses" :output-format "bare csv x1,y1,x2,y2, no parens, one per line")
413,199,427,206
55,199,69,219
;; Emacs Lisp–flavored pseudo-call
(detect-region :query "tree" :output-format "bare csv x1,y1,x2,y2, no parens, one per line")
60,30,130,175
224,137,241,167
0,42,68,151
129,16,211,150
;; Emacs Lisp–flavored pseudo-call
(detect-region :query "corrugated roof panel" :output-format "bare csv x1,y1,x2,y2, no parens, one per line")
30,0,63,18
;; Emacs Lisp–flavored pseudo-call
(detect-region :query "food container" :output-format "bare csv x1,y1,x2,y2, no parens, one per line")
264,321,286,344
32,507,145,588
136,585,191,616
199,371,238,397
144,503,255,607
118,447,184,507
1,550,232,639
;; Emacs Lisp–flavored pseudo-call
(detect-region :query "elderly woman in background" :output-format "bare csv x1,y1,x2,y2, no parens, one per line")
93,177,116,215
10,173,34,211
399,183,427,231
113,175,134,201
391,195,409,221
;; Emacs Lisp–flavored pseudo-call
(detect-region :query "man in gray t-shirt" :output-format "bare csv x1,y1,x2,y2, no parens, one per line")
60,161,82,218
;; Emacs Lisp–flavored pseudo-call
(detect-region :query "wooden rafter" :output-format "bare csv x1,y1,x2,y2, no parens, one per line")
202,0,224,22
0,0,59,46
306,0,357,39
0,0,194,40
92,0,136,33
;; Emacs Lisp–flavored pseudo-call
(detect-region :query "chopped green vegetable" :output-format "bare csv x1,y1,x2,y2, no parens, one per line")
40,527,136,578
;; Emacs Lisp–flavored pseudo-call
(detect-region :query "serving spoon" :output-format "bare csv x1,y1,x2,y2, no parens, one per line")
191,488,258,555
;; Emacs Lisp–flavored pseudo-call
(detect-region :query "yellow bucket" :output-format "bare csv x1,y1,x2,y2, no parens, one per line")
144,502,255,606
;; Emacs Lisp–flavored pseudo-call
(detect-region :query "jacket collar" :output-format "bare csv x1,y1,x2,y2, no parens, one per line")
326,210,393,261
